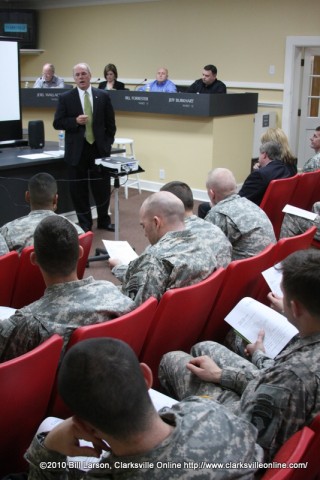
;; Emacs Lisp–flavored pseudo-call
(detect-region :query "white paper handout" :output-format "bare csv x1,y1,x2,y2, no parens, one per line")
262,263,283,297
225,297,298,359
102,240,138,264
282,204,317,221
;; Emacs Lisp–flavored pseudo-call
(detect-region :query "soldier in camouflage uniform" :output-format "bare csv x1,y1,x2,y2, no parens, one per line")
26,338,264,479
160,180,232,268
159,249,320,461
0,216,134,362
204,168,276,260
0,232,9,256
302,126,320,172
110,192,218,306
280,201,320,241
0,172,83,253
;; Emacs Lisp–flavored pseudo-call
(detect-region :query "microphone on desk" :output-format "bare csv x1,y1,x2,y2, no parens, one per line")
135,78,147,91
95,78,101,83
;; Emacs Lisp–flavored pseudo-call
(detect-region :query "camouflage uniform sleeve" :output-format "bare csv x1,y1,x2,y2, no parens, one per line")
205,211,241,246
302,157,320,172
0,311,51,362
239,368,311,461
26,433,73,480
0,233,9,255
112,263,129,282
251,349,275,370
122,253,172,305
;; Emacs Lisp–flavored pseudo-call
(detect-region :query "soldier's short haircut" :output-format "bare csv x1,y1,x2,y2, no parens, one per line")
33,215,79,276
160,181,194,211
259,141,281,161
58,338,154,439
281,249,320,318
28,172,57,206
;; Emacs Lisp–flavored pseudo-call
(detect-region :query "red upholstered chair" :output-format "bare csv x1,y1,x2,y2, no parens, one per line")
140,268,226,388
260,176,299,239
306,169,320,211
200,244,275,343
273,226,317,264
306,415,320,480
290,171,320,210
77,231,94,279
48,297,158,418
0,334,63,476
255,227,317,305
10,246,46,309
0,250,19,306
261,427,315,480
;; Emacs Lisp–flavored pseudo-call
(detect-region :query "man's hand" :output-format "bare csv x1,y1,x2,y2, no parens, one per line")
76,114,89,125
187,355,222,383
43,417,106,457
108,257,123,269
245,329,266,357
267,292,284,314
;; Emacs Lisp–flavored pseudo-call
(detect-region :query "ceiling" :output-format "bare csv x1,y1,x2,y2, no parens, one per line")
0,0,160,10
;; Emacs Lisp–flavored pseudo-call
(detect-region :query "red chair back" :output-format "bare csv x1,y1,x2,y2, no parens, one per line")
140,268,226,387
273,226,317,264
77,231,94,279
10,246,46,309
261,427,314,479
0,250,19,306
260,176,299,239
254,227,317,305
290,171,320,210
0,334,63,476
200,244,275,342
49,297,158,418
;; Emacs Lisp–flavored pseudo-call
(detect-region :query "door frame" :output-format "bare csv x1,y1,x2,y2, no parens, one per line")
283,36,320,154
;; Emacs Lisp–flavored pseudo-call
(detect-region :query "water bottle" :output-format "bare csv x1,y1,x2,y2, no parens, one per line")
58,130,65,151
145,83,150,92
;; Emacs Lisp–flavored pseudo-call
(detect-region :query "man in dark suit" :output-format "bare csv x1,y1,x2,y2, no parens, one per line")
238,141,294,206
53,62,116,232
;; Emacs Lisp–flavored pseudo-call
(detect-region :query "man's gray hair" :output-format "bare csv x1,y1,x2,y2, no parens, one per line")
260,141,281,161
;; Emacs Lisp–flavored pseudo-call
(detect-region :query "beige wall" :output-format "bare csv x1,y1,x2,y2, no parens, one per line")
19,0,320,188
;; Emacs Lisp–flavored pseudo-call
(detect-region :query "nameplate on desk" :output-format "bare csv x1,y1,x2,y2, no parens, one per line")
21,88,68,107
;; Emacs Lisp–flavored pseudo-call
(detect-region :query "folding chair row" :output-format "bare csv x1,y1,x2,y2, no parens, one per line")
260,171,320,240
199,226,317,344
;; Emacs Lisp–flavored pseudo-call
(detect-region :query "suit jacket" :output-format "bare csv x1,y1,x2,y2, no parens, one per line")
53,87,116,166
238,160,294,206
98,80,125,90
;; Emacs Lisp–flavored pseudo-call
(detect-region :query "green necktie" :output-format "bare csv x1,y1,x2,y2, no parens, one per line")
84,91,95,144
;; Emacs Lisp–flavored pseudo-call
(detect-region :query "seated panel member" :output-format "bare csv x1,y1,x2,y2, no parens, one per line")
159,249,320,461
26,337,264,479
0,216,135,362
138,67,177,93
98,63,125,91
33,63,65,88
187,64,226,94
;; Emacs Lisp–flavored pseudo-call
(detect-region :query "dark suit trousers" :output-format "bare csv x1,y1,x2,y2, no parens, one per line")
68,141,111,231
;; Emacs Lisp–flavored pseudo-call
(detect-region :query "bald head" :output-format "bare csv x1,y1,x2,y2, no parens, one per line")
139,191,185,245
206,168,237,204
